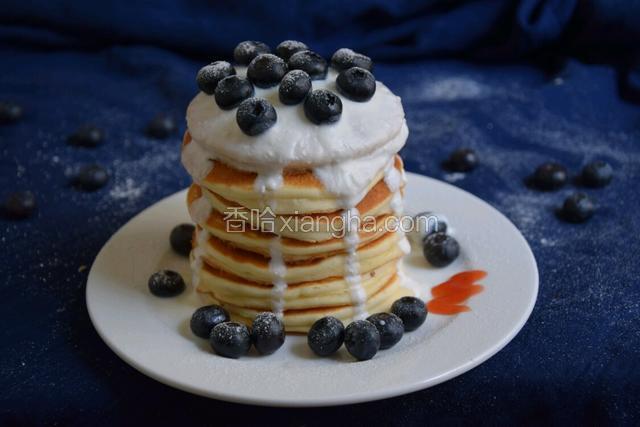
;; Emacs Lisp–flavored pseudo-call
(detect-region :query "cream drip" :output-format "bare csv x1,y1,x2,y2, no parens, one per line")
181,139,214,183
342,207,368,320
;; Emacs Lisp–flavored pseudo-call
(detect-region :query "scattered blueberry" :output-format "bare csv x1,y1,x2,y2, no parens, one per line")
391,297,427,332
170,223,195,256
287,50,328,80
148,270,185,297
247,54,288,88
214,75,254,110
560,193,595,223
68,125,103,148
210,322,252,358
279,70,312,105
0,102,23,124
196,61,236,95
146,113,177,139
304,89,342,125
73,164,109,191
236,97,277,136
190,305,230,338
445,148,478,172
532,162,567,190
423,232,460,267
366,313,404,350
251,312,286,355
344,320,380,361
233,41,270,65
307,316,345,356
336,67,376,102
331,48,373,72
3,191,36,219
275,40,309,61
581,161,613,188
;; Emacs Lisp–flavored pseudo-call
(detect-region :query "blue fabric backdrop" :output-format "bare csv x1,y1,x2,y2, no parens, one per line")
1,1,639,425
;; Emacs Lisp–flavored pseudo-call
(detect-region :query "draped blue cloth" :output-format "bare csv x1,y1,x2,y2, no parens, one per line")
1,1,639,424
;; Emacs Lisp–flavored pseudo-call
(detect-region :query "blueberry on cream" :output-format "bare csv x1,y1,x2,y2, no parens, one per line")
331,48,373,72
247,54,288,88
196,61,236,94
275,40,308,61
288,50,328,80
233,40,270,65
214,75,254,109
304,89,342,124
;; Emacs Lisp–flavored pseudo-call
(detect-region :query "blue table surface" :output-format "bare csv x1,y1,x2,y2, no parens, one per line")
1,46,639,425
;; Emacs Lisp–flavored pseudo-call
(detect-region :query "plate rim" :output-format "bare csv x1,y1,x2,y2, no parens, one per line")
86,172,539,407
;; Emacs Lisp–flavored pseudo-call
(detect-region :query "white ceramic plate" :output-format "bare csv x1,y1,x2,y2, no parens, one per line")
86,172,538,407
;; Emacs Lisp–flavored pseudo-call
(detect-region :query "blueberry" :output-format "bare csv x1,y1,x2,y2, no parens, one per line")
336,67,376,102
236,97,277,136
304,89,342,125
190,305,230,338
307,316,345,356
275,40,309,61
287,50,328,80
391,297,427,332
73,164,109,191
251,312,286,355
247,54,288,88
170,223,194,256
68,125,103,148
532,162,567,190
560,193,595,223
3,191,36,219
233,41,270,65
214,75,254,110
209,322,252,358
581,161,613,188
146,113,177,139
423,232,460,267
344,320,380,361
196,61,236,95
0,102,23,124
331,48,373,72
279,70,311,105
148,270,185,297
413,211,448,240
366,313,404,350
446,148,478,172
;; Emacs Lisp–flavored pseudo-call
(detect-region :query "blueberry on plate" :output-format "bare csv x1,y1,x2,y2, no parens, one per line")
214,75,254,110
236,97,277,136
532,162,567,190
190,305,230,338
251,312,285,355
170,223,195,256
68,125,103,148
146,113,177,139
308,316,345,356
0,101,23,124
304,89,342,125
287,50,328,80
275,40,309,61
366,312,404,350
196,61,236,95
344,320,380,361
391,297,427,332
581,161,612,188
247,54,288,88
279,70,311,105
3,191,36,219
148,270,185,297
331,48,373,72
560,193,594,223
233,40,270,65
210,322,252,358
446,148,478,172
73,164,109,191
336,67,376,102
423,232,460,267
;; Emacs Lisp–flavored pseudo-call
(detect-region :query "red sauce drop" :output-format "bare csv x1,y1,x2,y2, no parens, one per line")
427,270,487,315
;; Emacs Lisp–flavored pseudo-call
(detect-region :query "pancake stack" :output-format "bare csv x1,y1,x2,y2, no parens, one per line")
182,45,412,333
